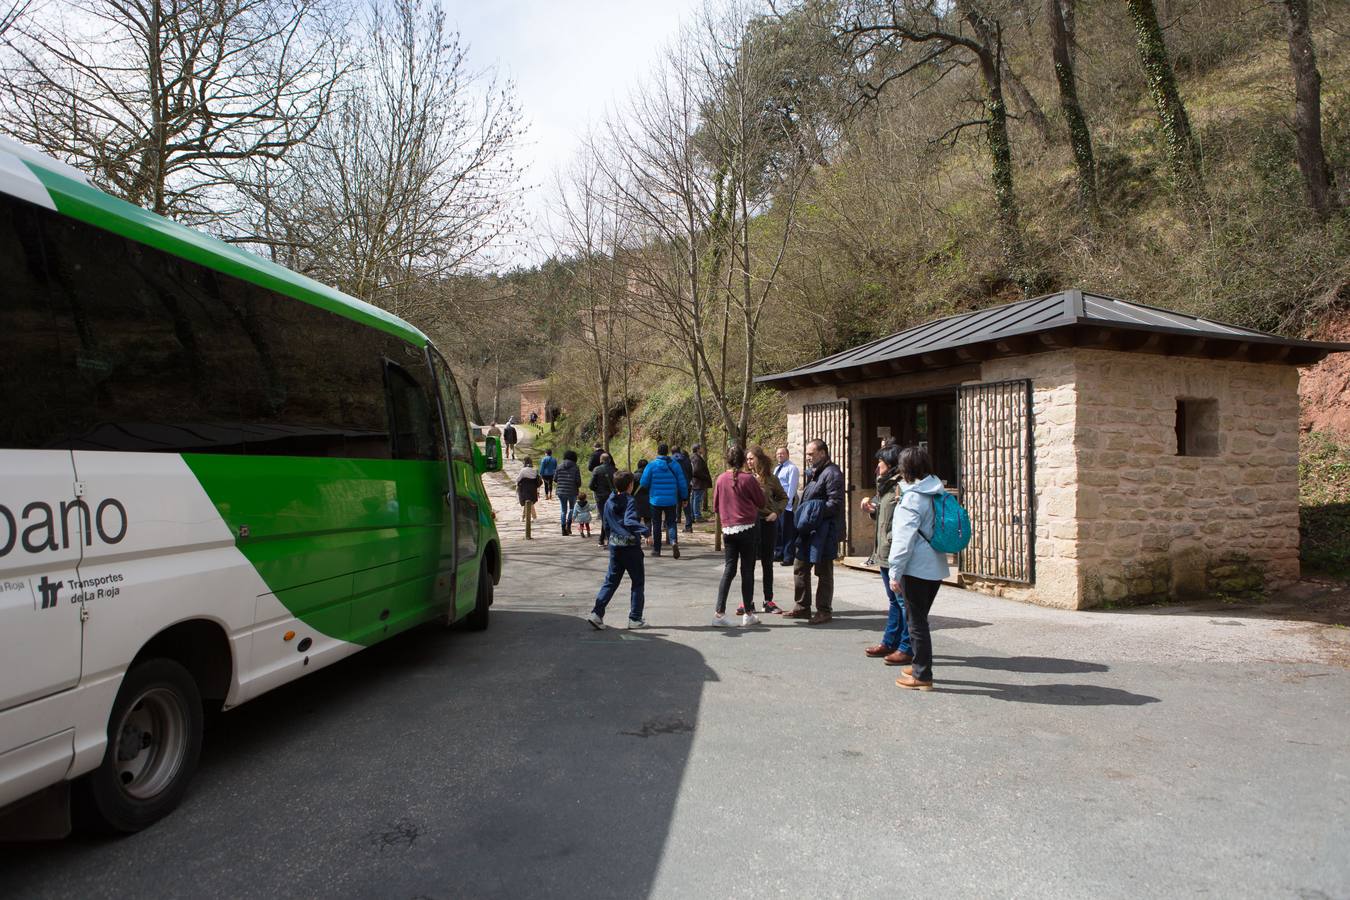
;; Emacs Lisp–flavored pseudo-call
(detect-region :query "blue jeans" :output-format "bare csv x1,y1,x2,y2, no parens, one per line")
559,496,575,529
593,545,645,621
652,505,679,551
880,567,912,653
689,489,706,523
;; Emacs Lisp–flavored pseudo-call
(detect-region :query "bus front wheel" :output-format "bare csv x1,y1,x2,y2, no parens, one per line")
80,658,204,833
464,563,492,631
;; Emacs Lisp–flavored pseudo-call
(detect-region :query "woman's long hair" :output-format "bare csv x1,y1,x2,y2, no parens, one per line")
748,445,776,491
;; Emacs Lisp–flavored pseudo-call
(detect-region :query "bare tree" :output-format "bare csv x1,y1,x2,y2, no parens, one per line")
265,0,525,320
0,0,32,35
548,144,631,452
1,0,345,225
1281,0,1335,222
836,0,1049,294
1123,0,1202,188
1046,0,1096,210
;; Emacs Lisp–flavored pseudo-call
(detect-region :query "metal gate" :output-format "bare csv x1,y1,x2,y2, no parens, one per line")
957,380,1034,584
802,399,850,555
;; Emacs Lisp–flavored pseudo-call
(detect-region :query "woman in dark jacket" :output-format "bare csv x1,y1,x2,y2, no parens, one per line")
554,450,582,534
862,443,911,665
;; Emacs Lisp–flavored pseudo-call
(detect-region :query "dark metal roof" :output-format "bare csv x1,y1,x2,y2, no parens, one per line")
757,289,1350,387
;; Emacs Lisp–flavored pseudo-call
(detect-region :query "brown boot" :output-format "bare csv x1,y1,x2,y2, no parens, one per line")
807,611,832,625
782,608,812,620
864,644,894,658
883,650,914,666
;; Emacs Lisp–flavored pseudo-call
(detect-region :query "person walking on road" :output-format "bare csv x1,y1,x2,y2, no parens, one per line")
515,456,541,533
862,443,912,665
786,438,844,625
711,446,767,627
888,446,950,691
538,449,557,499
587,443,604,471
502,419,519,460
589,453,617,547
572,492,593,538
688,444,712,527
639,443,688,558
743,445,788,615
672,446,694,530
773,447,800,566
554,449,582,534
633,459,652,543
586,471,651,630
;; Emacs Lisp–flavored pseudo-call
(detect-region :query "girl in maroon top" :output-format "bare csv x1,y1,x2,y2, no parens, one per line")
712,446,767,626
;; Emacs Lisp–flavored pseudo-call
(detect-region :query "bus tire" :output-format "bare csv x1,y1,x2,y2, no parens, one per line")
79,658,204,833
464,563,492,631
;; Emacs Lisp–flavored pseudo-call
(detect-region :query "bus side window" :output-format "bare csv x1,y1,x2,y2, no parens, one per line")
383,361,437,461
432,353,471,461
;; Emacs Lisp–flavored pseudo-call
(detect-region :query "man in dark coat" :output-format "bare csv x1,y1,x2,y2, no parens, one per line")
587,443,604,471
671,446,694,530
786,439,845,625
588,453,617,547
687,444,712,528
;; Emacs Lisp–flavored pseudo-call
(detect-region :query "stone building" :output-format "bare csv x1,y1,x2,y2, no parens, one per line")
756,290,1349,609
517,379,559,424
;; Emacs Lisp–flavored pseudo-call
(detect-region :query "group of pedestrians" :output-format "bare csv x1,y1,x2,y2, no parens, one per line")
514,433,949,690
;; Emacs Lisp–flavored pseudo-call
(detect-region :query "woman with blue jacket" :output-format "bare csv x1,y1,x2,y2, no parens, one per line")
887,446,950,691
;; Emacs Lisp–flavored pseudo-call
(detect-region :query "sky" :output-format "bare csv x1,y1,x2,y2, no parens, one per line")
447,0,706,268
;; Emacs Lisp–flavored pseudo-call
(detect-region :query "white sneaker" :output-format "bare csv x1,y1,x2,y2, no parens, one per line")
627,618,648,629
585,612,605,630
741,612,760,626
712,612,731,627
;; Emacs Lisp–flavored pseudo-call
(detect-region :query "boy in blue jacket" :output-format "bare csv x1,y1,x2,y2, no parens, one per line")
586,471,651,629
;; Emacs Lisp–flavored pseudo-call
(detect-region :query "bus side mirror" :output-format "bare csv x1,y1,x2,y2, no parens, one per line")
481,436,502,473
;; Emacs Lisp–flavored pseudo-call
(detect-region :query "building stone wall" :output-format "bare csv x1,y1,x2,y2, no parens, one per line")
1070,350,1301,606
774,348,1302,610
518,382,551,424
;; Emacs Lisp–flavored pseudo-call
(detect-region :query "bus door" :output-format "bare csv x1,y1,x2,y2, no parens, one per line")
0,451,85,713
430,350,480,619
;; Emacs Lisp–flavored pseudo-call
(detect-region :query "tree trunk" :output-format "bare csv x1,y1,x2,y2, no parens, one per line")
1047,0,1097,210
1283,0,1335,221
467,374,485,424
1002,60,1051,144
491,354,501,422
1125,0,1202,187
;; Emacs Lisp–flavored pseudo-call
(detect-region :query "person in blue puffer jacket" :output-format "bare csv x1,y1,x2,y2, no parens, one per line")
537,449,558,499
639,443,689,558
887,445,951,692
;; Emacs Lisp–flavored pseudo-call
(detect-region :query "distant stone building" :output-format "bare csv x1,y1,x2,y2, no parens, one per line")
517,379,558,424
757,290,1349,609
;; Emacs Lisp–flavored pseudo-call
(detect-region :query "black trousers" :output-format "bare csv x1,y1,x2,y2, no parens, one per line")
756,516,776,603
716,526,758,614
901,575,942,682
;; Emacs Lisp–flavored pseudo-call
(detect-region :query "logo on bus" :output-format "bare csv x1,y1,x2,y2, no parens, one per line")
0,498,128,558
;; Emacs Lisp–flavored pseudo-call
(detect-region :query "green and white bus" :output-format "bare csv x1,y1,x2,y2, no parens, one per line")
0,138,503,835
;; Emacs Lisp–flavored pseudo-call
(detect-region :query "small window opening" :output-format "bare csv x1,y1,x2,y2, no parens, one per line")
1175,398,1219,457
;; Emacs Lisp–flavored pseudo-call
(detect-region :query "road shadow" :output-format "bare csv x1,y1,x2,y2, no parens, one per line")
788,610,992,632
935,654,1109,674
935,679,1160,706
0,610,715,900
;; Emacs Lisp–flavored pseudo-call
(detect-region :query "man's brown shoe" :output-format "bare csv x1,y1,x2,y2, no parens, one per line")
883,650,914,666
782,608,812,619
808,611,832,625
864,644,893,658
895,673,933,691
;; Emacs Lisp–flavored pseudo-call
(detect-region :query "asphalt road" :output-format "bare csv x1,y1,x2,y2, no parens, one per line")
3,461,1348,898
